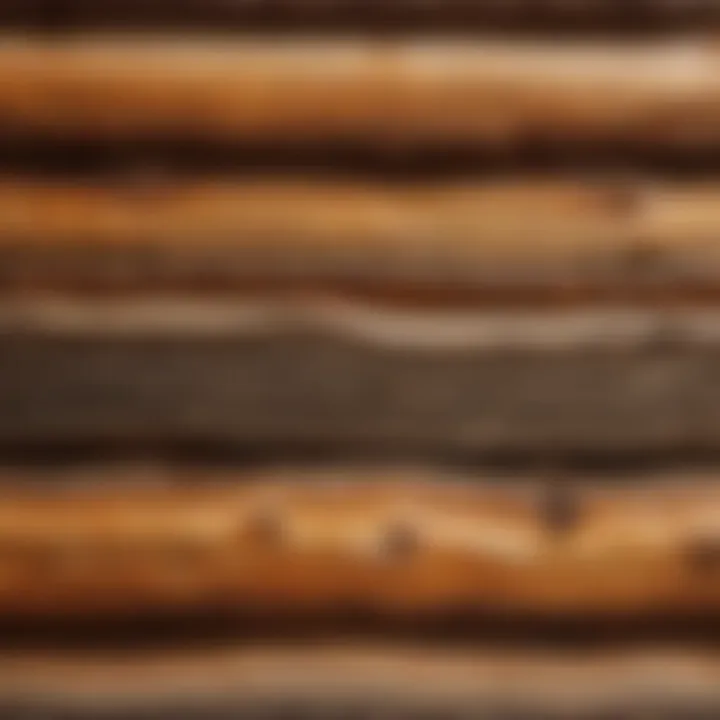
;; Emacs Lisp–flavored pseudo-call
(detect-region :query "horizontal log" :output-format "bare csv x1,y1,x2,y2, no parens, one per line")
3,178,720,300
0,644,718,718
0,473,718,618
0,37,719,148
3,302,720,453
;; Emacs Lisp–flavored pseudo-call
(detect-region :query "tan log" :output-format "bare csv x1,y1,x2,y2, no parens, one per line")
0,36,719,146
3,177,720,298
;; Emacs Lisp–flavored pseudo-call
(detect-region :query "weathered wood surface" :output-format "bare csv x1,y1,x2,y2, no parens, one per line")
3,303,720,453
0,472,717,617
1,37,719,148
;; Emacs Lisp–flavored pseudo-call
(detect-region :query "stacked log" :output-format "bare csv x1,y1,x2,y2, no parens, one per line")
0,3,719,719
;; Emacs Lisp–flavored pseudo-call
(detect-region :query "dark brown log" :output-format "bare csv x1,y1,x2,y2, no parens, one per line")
3,303,720,455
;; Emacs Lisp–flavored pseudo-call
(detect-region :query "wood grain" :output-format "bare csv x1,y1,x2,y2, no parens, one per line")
3,178,720,300
4,305,720,453
0,473,717,617
0,36,719,147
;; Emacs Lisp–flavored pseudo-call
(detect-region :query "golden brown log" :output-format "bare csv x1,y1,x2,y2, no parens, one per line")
0,472,718,618
3,177,720,299
0,36,719,147
0,644,718,718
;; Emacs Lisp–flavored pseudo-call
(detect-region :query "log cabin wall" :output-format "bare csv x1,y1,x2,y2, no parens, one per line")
1,3,720,719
